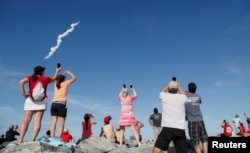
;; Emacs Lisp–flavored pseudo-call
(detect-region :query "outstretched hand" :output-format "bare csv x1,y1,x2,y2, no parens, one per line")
63,70,70,75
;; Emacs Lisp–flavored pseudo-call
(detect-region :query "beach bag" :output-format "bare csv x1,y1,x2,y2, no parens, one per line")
31,81,45,101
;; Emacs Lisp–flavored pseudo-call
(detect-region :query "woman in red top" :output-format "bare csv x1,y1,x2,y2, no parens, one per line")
18,65,61,144
82,113,97,140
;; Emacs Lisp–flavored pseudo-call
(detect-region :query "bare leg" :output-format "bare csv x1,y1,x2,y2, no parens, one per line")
18,111,33,144
130,125,141,145
58,117,65,137
50,116,58,137
194,144,202,153
202,142,208,153
119,126,125,146
152,147,161,153
31,110,44,141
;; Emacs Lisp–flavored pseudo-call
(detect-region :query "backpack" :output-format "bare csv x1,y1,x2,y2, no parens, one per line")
31,81,45,101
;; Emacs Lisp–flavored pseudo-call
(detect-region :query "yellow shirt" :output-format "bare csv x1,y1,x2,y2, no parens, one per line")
52,80,71,102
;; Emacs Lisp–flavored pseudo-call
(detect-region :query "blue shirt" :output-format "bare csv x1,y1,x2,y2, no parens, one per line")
185,92,203,122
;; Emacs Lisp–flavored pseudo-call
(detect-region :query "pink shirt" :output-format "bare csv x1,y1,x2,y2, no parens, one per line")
239,123,246,135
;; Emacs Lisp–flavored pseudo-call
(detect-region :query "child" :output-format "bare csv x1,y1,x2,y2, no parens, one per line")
61,128,73,143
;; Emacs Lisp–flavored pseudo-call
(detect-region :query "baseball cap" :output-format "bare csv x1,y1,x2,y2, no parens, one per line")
168,81,178,89
104,116,111,124
34,66,46,75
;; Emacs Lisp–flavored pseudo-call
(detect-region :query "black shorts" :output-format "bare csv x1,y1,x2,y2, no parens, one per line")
50,102,67,117
154,127,188,153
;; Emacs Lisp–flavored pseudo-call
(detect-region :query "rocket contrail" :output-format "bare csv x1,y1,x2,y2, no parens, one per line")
44,21,80,59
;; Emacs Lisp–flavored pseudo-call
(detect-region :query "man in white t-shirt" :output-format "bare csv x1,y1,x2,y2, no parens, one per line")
152,79,189,153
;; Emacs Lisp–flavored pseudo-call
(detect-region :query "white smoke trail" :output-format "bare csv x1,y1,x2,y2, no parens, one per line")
44,21,80,59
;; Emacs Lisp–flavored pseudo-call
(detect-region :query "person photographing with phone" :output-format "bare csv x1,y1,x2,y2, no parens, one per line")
49,63,77,137
18,63,61,143
152,77,190,153
118,84,141,147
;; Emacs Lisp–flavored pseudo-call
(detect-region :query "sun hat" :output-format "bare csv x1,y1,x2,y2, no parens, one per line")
104,116,111,124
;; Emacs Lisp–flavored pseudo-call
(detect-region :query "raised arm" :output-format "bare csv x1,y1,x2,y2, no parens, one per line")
130,84,137,99
50,67,61,82
160,84,169,93
89,114,97,125
177,84,186,95
63,70,77,84
119,84,126,97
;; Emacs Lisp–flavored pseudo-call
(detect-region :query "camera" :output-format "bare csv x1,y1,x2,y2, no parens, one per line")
172,77,176,81
57,63,61,68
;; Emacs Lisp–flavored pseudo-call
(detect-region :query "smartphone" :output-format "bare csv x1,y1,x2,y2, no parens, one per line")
123,84,126,88
172,77,176,81
57,63,61,68
130,85,133,88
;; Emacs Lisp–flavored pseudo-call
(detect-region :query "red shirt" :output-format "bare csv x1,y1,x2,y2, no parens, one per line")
27,76,51,97
82,120,92,138
61,133,72,143
223,124,232,137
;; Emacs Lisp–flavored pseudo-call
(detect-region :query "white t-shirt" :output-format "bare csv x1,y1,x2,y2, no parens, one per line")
159,92,188,130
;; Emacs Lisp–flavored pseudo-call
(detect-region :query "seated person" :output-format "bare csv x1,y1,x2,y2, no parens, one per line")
99,116,115,142
244,131,250,137
238,121,247,136
37,130,51,142
135,120,144,142
5,125,19,142
115,125,125,144
61,128,73,143
0,135,5,145
217,120,232,137
45,130,51,137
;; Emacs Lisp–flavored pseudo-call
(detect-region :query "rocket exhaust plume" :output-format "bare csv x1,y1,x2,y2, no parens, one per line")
44,21,80,59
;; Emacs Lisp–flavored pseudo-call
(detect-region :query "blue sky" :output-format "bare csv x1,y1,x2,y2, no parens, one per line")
0,0,250,141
